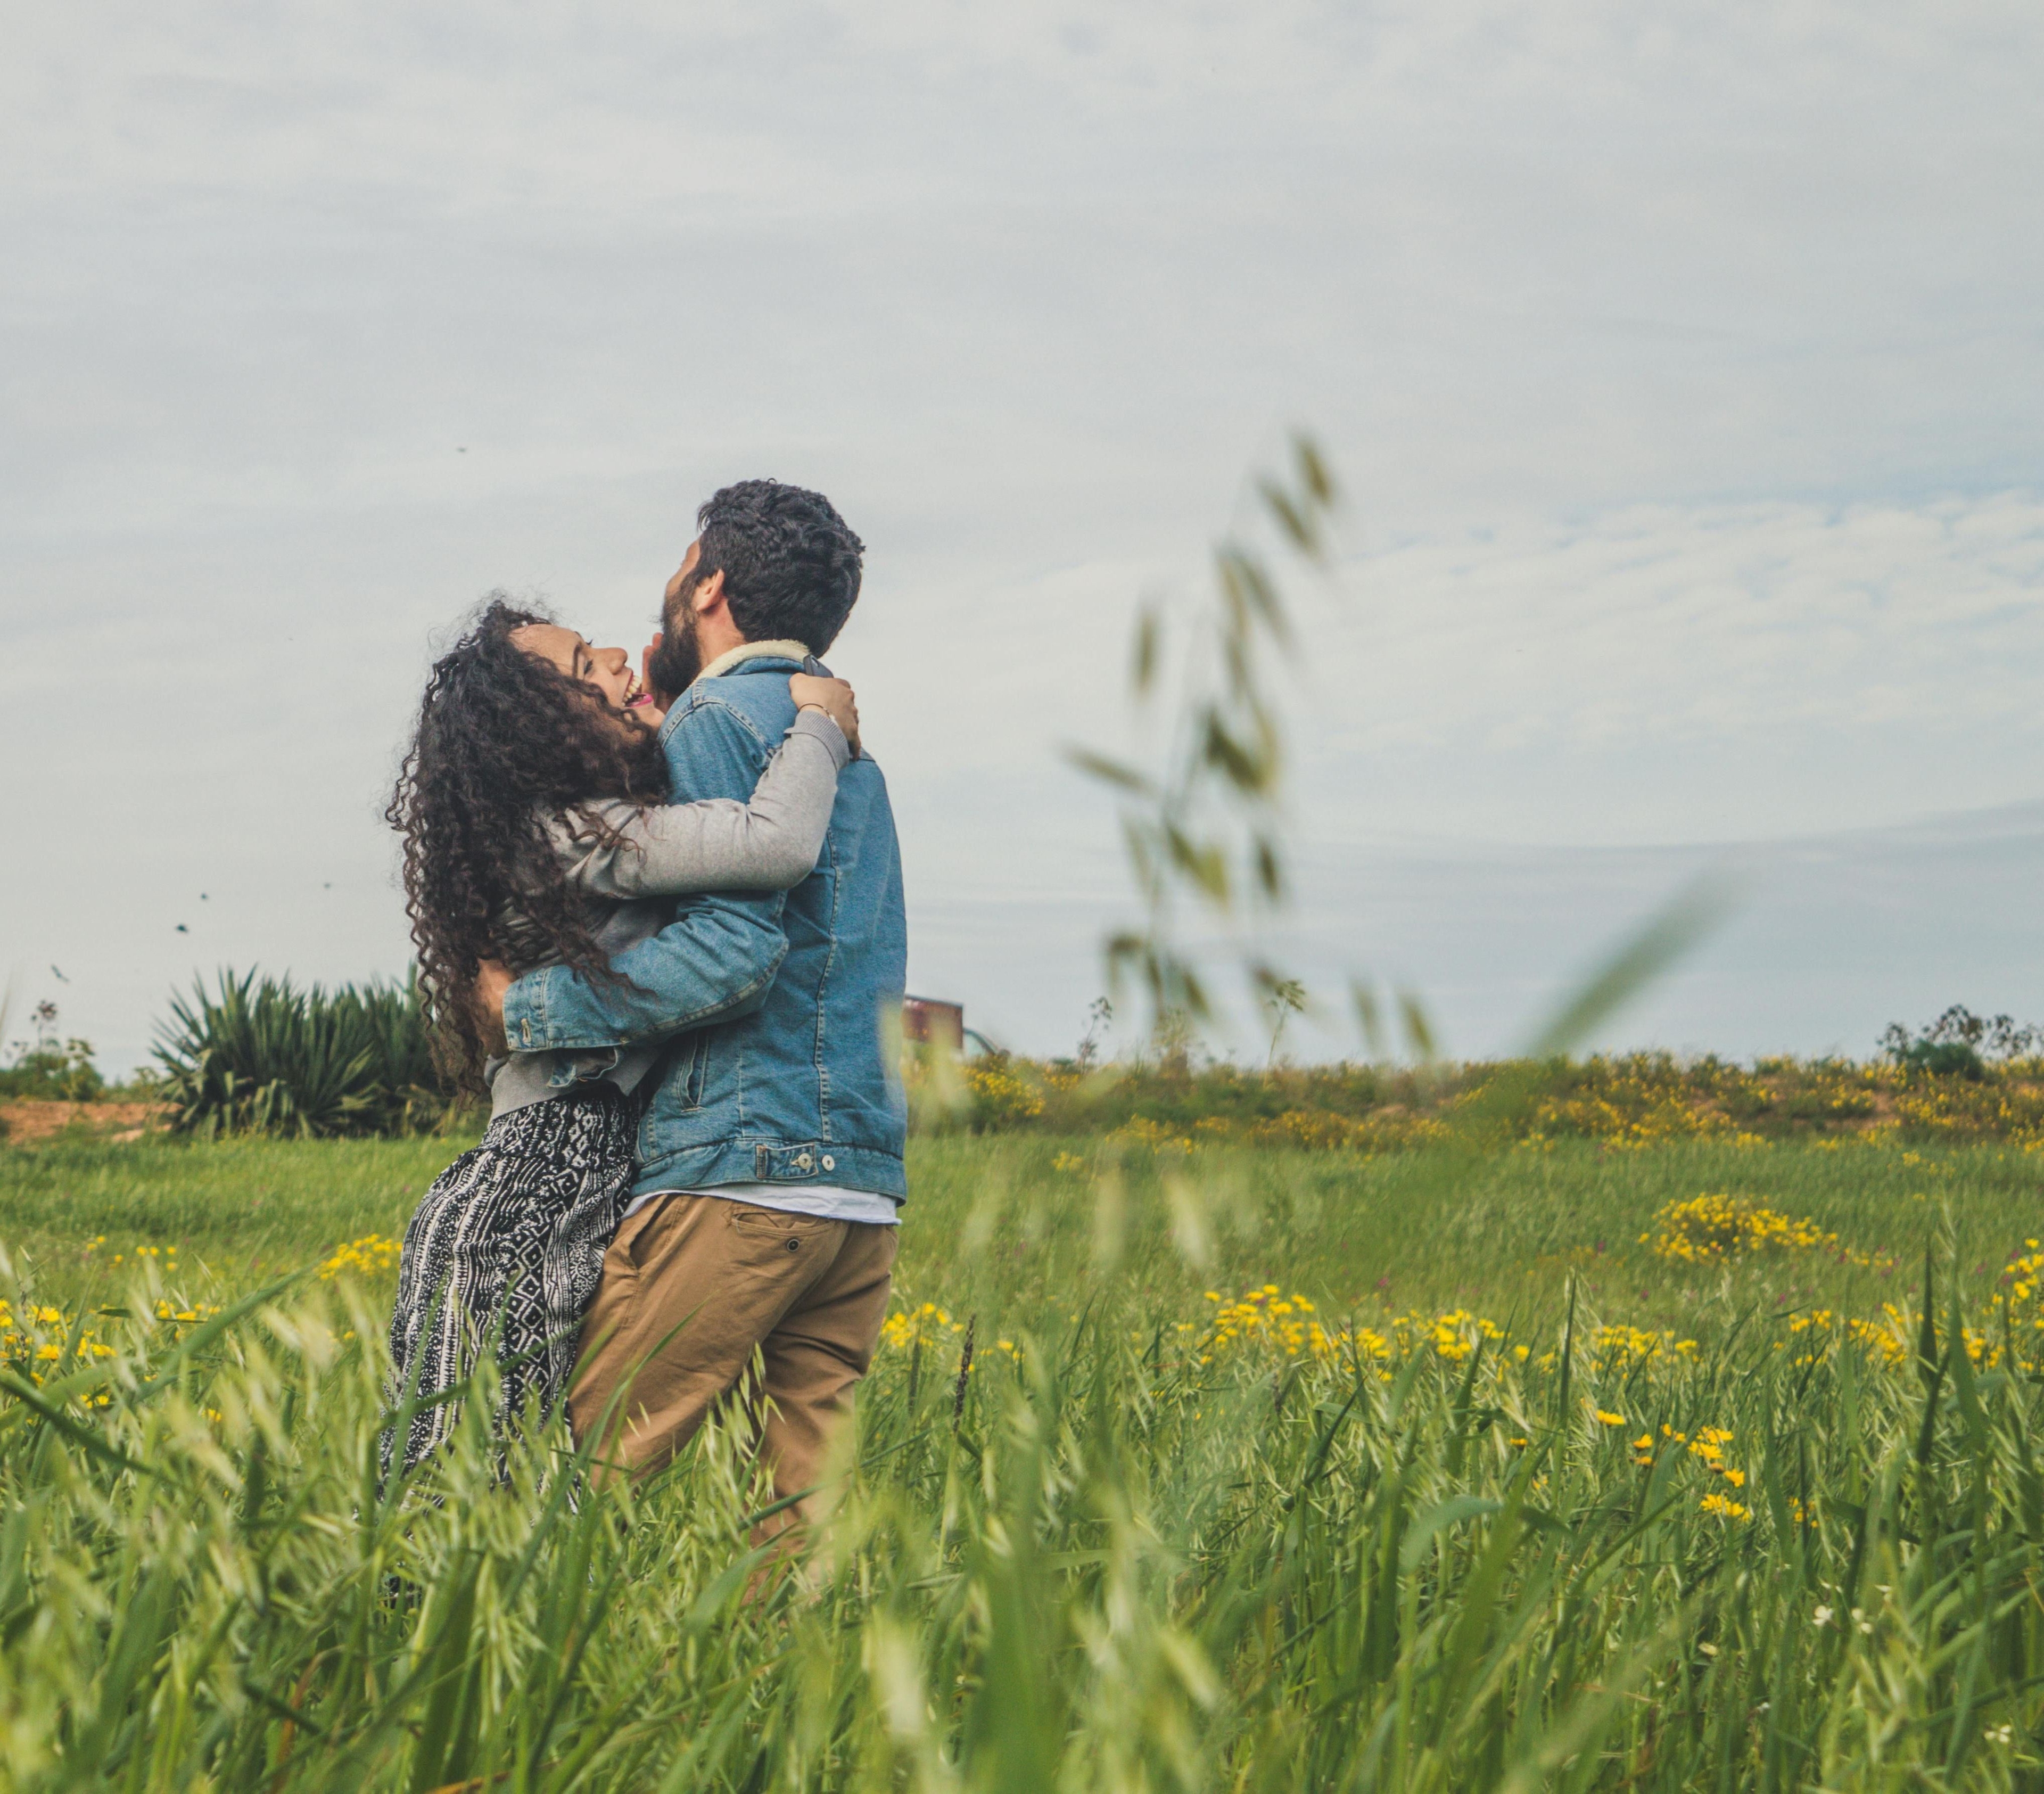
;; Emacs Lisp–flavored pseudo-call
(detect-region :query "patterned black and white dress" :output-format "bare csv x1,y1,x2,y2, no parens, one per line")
385,1083,637,1477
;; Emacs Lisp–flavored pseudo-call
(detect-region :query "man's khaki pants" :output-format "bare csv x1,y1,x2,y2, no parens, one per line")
567,1194,897,1525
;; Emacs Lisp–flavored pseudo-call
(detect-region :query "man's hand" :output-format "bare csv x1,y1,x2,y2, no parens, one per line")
475,959,514,1046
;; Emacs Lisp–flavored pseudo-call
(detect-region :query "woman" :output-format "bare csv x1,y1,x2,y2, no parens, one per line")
382,596,858,1476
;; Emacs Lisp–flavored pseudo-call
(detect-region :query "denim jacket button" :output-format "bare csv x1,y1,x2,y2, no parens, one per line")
821,1155,835,1171
795,1152,814,1172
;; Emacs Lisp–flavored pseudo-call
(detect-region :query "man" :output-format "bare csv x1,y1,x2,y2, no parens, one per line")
489,479,907,1522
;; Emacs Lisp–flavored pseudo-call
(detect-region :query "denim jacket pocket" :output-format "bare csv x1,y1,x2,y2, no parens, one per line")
678,1033,711,1112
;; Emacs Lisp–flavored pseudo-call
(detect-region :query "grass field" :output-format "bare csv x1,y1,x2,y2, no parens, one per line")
5,1126,2044,1789
3,1128,2035,1339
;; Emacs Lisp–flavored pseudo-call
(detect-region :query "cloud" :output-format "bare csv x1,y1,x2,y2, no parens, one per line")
3,0,2041,1068
1322,491,2044,762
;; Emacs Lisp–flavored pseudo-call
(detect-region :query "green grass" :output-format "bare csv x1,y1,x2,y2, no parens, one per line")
4,1131,2035,1339
6,1131,2044,1789
0,1133,462,1284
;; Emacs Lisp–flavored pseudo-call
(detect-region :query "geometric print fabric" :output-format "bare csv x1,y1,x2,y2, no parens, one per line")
385,1083,637,1477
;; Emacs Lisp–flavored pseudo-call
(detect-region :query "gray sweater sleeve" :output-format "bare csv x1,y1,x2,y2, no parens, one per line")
549,709,851,898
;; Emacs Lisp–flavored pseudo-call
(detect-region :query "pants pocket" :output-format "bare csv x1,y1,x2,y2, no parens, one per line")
615,1199,674,1273
726,1202,835,1268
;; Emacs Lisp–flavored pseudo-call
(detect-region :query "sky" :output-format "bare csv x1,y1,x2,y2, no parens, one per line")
3,1,2042,1073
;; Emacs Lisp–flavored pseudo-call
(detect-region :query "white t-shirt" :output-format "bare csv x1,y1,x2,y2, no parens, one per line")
622,1181,900,1226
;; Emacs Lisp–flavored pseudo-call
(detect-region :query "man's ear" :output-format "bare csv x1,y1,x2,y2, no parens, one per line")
691,567,728,621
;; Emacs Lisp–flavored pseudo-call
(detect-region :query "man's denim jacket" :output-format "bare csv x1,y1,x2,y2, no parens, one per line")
502,647,909,1204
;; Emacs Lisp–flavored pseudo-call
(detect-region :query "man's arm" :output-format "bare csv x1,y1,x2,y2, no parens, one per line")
499,698,793,1053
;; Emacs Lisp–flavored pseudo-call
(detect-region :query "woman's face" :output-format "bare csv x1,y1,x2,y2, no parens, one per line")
510,624,661,728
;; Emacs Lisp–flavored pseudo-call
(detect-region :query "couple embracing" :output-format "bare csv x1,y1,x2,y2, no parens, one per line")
383,480,905,1536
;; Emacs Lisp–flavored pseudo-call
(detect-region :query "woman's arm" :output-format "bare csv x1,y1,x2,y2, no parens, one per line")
553,707,851,898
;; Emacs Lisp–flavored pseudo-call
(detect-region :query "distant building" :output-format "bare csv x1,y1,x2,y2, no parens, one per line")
902,996,966,1054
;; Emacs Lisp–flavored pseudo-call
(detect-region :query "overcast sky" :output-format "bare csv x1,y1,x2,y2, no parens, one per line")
4,1,2042,1072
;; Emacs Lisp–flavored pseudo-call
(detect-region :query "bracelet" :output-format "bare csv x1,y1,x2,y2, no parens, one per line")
794,703,854,754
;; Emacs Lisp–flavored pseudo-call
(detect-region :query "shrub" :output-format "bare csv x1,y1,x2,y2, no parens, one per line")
961,1055,1048,1127
0,1000,106,1102
1882,1004,2041,1079
153,969,459,1139
894,1039,2044,1150
0,1039,105,1104
1904,1040,1986,1079
1644,1192,1833,1263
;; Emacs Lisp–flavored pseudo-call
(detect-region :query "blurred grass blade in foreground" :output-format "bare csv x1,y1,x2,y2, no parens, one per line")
1522,871,1737,1058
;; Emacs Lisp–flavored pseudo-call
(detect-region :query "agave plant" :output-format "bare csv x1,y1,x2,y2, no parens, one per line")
153,969,456,1138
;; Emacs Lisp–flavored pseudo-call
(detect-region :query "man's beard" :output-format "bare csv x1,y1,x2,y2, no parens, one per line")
646,595,704,700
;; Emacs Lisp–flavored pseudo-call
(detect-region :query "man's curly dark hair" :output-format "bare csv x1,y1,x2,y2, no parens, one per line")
386,597,666,1089
694,480,865,653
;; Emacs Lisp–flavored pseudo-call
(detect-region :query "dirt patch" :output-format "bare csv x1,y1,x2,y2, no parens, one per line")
0,1101,171,1146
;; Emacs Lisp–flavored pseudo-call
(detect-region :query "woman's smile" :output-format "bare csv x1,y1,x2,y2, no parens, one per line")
509,623,660,726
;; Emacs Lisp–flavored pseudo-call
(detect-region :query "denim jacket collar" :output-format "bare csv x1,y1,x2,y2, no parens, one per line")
697,638,812,681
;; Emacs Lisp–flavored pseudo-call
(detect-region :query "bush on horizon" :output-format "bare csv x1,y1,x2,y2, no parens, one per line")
151,969,465,1139
20,976,2044,1153
0,999,106,1104
0,1039,105,1105
927,1021,2044,1150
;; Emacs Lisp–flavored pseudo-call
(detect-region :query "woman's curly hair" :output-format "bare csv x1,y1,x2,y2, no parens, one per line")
388,597,666,1089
